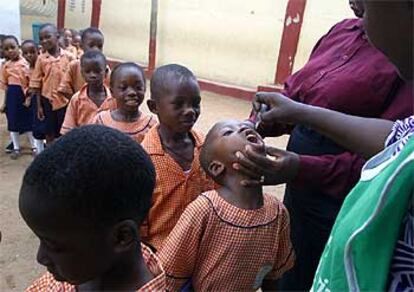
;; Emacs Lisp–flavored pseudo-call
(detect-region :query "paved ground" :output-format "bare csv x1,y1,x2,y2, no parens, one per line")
0,90,289,291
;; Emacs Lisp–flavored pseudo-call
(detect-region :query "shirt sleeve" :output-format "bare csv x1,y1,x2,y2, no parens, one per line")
60,95,78,135
29,58,43,89
267,204,295,279
293,152,366,199
57,62,75,95
157,196,210,291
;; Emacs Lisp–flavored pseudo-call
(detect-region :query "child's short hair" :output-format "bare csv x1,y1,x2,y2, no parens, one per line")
3,35,19,45
80,50,106,67
81,27,104,43
20,125,156,226
39,23,58,34
150,64,197,100
110,62,146,88
21,39,36,47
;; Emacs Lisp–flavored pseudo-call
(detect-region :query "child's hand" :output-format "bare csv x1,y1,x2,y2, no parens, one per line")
0,104,6,113
23,97,32,107
37,106,45,121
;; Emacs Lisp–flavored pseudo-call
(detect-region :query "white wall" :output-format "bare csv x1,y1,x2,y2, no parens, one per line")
0,0,21,40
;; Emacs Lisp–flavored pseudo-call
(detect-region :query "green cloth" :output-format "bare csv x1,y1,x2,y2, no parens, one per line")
312,137,414,291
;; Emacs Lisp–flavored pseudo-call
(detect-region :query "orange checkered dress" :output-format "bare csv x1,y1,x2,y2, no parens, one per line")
158,190,295,291
93,110,156,143
60,84,117,134
140,126,215,251
26,244,166,292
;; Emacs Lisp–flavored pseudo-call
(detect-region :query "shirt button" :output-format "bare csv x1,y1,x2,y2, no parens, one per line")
362,34,368,40
319,71,324,76
342,55,348,60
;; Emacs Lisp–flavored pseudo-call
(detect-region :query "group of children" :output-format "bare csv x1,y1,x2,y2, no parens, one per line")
1,24,295,291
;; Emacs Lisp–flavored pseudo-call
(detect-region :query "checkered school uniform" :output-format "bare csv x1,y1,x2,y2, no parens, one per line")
158,190,295,291
0,57,33,133
93,110,155,143
60,84,116,134
26,244,166,291
58,59,111,98
140,126,215,251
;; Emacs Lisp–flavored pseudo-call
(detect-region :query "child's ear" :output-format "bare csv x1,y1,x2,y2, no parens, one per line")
147,99,158,114
208,160,225,178
112,220,138,253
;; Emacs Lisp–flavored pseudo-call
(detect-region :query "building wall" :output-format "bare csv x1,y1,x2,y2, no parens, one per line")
100,0,151,64
0,0,21,40
20,0,58,41
65,0,92,30
19,0,356,88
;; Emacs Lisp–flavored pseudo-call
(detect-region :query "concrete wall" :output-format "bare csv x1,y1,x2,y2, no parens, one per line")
65,0,92,30
100,0,151,65
20,0,57,41
18,0,355,88
157,0,288,88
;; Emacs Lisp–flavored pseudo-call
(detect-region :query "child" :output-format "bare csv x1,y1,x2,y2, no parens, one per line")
62,28,77,56
158,120,295,291
20,125,166,291
71,29,83,59
0,35,35,159
29,23,75,143
93,62,155,143
58,27,108,100
141,64,215,251
21,39,45,154
61,51,116,134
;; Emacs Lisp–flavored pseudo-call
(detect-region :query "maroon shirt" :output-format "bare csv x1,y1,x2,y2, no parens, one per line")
283,19,413,198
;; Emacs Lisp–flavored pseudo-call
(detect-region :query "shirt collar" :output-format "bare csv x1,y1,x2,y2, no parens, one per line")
144,125,204,156
78,84,112,100
345,18,364,31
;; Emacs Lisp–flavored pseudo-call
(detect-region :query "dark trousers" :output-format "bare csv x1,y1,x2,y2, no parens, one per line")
277,125,345,291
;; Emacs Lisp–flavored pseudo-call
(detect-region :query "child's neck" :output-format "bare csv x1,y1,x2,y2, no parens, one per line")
47,46,59,57
77,246,153,291
158,124,193,145
112,108,141,122
87,84,106,107
218,173,263,210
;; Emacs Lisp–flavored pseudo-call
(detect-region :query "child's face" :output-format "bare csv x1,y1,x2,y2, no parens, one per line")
150,78,201,133
111,66,146,113
73,35,81,48
82,33,104,52
81,58,106,87
19,187,115,285
21,43,38,66
63,29,73,47
39,27,58,53
2,38,20,61
208,120,264,173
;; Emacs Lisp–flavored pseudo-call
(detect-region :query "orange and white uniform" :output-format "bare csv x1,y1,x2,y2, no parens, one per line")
60,84,117,134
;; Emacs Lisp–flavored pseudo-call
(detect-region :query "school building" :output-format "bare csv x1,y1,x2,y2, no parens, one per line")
15,0,353,100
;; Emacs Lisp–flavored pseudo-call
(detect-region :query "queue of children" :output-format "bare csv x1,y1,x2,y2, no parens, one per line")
1,24,295,291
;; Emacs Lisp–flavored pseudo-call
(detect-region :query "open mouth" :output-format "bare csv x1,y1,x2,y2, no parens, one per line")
243,128,263,145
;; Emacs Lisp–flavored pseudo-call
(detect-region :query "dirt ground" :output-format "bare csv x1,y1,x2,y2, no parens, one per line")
0,90,288,291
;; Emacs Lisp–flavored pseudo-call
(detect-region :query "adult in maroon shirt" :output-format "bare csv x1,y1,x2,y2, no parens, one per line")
248,1,413,291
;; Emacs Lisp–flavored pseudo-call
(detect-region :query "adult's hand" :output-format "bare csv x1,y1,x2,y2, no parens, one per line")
253,92,305,126
233,143,300,187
